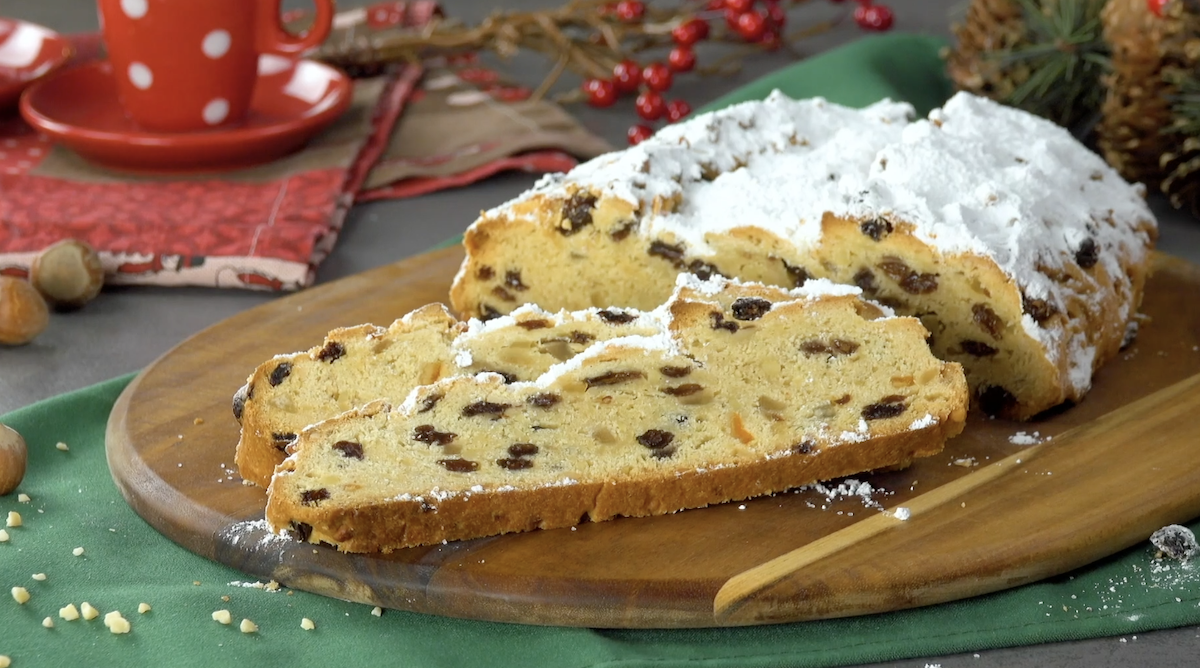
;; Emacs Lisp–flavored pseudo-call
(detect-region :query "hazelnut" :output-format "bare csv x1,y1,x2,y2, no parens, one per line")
0,424,28,496
30,239,105,310
0,277,49,345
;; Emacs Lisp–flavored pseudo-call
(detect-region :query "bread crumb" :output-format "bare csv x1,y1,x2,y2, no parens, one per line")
0,654,10,667
212,609,232,624
81,602,99,620
0,529,8,542
6,511,21,527
220,595,230,602
11,586,29,604
72,547,84,557
300,617,315,630
371,606,383,617
60,603,79,620
193,417,204,425
31,573,45,581
56,441,69,451
264,580,280,592
193,580,201,586
137,602,151,614
42,616,54,629
239,618,258,633
104,611,131,634
17,493,29,503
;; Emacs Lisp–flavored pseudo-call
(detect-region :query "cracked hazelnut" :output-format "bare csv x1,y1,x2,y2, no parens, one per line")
0,277,49,345
30,239,105,310
0,424,28,496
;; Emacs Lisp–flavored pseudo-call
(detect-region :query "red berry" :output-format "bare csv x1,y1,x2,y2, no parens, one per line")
1148,0,1170,15
636,90,666,120
672,18,709,46
666,99,691,122
724,0,754,12
642,62,673,92
627,124,654,145
759,29,782,51
582,78,617,108
736,10,767,41
706,0,725,11
766,2,787,28
667,46,696,73
854,4,894,31
615,0,645,21
612,60,642,94
725,7,745,29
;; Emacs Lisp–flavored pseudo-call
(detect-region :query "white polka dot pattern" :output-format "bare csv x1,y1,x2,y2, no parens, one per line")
202,30,231,59
120,0,148,19
203,98,230,125
128,62,153,90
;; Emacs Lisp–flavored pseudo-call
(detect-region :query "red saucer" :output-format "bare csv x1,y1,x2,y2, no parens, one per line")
19,56,353,173
0,18,72,110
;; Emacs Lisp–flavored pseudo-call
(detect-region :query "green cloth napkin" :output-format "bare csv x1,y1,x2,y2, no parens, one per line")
5,34,1200,668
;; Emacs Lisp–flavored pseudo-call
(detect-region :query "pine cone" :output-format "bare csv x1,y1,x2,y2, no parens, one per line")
945,0,1029,102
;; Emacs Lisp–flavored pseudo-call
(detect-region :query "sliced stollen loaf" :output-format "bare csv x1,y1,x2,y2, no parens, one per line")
448,91,1158,420
265,275,968,553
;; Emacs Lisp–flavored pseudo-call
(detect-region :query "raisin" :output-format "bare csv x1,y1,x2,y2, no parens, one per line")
317,341,345,363
662,383,704,396
960,340,999,357
560,192,597,235
505,270,528,291
300,488,330,506
611,220,638,241
288,521,313,542
649,446,678,459
834,394,852,405
977,386,1017,418
528,393,561,408
462,401,511,417
637,429,675,449
481,305,502,321
597,309,636,324
800,339,858,357
831,339,860,355
272,433,297,452
476,265,495,280
660,365,692,378
877,257,911,284
508,443,539,457
860,218,893,241
436,458,477,473
492,286,516,302
877,257,938,294
862,396,907,420
648,240,686,267
710,311,739,333
731,297,772,321
782,260,809,287
853,268,878,294
419,392,443,413
232,383,249,422
496,457,534,470
1022,294,1058,325
268,362,292,387
972,303,1005,340
585,370,646,388
687,259,719,280
413,425,456,445
332,440,364,459
569,331,594,344
1075,237,1099,269
793,440,815,455
480,369,519,384
800,340,831,356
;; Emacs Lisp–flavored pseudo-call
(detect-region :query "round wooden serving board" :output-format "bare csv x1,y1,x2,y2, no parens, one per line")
106,247,1200,628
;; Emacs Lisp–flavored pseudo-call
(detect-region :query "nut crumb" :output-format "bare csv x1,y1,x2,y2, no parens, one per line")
72,547,84,557
42,616,54,629
11,586,29,604
56,442,69,451
31,573,45,581
138,602,151,614
193,580,201,586
60,603,79,620
239,618,258,633
212,609,232,624
0,655,10,667
6,511,21,527
220,595,230,602
81,602,99,620
265,580,280,592
193,417,204,425
17,493,29,503
0,529,8,541
952,457,977,467
371,606,383,617
300,617,315,630
104,611,131,634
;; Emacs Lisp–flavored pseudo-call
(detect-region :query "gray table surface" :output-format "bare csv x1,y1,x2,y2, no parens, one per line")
3,1,1200,665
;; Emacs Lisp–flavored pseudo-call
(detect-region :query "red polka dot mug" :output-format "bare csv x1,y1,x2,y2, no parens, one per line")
97,0,335,133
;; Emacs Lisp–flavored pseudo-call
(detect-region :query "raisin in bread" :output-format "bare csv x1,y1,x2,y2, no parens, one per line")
265,274,968,552
449,91,1158,420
